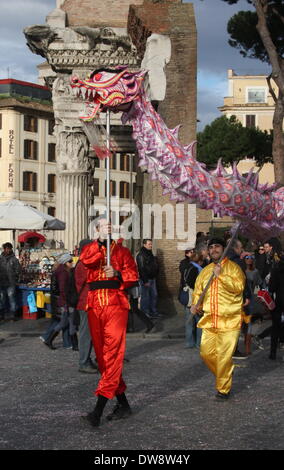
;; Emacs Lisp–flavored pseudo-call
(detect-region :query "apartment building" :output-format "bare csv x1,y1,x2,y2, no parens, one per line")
0,79,57,245
0,78,137,245
219,68,276,184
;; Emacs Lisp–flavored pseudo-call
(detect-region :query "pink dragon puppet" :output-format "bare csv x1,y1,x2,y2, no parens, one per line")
71,67,284,241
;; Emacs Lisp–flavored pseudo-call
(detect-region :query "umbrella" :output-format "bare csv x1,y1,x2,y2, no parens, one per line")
0,199,65,249
0,199,65,230
18,231,46,243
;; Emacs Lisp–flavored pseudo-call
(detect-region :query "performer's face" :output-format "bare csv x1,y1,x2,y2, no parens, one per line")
96,218,112,240
208,243,224,263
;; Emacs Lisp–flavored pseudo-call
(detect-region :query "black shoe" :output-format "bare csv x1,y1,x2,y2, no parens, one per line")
81,411,101,427
145,321,155,334
232,350,248,360
106,403,132,421
78,366,98,374
44,330,59,350
216,391,230,400
268,354,276,360
71,333,79,351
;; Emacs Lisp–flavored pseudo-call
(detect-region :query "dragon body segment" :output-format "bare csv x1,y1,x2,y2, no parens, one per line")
71,68,284,240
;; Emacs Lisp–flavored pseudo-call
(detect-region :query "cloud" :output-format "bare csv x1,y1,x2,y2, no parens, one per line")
0,0,54,81
188,0,271,129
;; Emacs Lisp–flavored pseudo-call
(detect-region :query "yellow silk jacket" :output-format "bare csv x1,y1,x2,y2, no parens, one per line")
192,257,246,330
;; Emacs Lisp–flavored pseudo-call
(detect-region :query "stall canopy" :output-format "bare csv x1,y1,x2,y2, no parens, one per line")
18,231,46,244
0,199,65,230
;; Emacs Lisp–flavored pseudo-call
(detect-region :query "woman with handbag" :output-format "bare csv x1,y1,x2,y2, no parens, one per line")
178,248,202,349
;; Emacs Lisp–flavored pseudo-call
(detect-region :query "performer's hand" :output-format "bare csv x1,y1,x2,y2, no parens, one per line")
104,265,115,278
213,263,221,278
243,298,250,307
191,304,199,315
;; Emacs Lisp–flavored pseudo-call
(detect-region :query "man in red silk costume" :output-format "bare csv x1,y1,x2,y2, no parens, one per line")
80,217,138,427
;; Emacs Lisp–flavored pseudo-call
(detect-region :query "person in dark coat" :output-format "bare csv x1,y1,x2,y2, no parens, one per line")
179,247,202,348
254,245,266,279
268,256,284,360
75,239,97,373
227,238,251,359
136,239,159,319
0,242,21,321
43,253,75,350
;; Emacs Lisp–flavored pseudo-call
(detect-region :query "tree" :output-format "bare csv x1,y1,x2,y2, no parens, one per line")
197,115,273,168
218,0,284,185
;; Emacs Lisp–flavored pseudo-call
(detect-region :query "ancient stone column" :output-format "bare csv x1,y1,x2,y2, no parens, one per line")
24,6,141,250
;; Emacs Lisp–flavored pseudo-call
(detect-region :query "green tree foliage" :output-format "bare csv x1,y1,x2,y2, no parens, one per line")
197,115,273,167
226,3,284,63
203,0,284,184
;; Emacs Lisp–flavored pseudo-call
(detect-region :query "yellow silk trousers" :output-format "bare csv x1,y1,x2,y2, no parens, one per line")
200,328,240,395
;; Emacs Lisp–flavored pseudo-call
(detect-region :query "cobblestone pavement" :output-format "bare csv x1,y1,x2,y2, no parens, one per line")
0,317,284,451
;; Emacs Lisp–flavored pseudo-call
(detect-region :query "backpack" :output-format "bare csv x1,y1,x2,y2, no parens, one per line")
66,264,86,308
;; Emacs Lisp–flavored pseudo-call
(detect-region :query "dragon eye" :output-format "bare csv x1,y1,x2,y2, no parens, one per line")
94,73,102,81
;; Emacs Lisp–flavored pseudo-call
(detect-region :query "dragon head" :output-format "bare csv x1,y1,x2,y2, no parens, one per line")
71,67,146,121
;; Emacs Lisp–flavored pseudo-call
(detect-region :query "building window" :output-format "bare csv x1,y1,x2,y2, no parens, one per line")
93,178,99,197
23,172,37,191
120,153,130,171
24,140,38,160
47,206,56,217
24,115,38,133
92,156,100,168
247,88,266,103
246,115,256,128
105,153,117,170
119,181,129,199
105,180,116,196
48,143,56,162
48,120,55,135
48,174,56,193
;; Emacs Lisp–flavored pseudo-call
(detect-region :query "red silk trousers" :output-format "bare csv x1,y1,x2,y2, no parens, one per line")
88,305,128,399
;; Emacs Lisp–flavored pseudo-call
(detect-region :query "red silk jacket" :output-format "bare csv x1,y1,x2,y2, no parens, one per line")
80,240,138,309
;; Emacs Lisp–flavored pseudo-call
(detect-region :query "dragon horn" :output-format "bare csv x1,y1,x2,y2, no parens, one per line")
212,158,227,177
232,162,242,180
169,125,181,139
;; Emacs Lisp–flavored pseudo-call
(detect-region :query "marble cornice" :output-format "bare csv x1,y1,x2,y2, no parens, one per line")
46,47,140,70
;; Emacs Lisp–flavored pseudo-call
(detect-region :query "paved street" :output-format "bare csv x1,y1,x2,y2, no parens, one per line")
0,316,284,451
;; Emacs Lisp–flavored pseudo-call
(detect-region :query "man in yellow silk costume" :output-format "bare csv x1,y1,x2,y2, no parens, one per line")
191,238,246,399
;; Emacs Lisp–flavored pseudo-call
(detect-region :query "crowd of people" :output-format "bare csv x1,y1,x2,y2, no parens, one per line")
1,225,284,421
179,233,284,363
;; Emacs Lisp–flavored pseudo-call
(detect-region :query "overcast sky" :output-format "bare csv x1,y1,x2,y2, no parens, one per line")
0,0,270,130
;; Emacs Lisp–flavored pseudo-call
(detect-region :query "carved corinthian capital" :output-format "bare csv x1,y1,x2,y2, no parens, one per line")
57,131,89,173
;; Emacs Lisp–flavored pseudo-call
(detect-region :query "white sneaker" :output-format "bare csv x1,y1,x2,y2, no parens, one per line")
252,336,264,350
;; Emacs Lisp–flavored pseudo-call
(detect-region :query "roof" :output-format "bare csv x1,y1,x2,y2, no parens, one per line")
0,78,52,102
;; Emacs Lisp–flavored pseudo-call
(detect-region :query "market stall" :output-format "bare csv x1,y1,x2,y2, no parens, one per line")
0,199,66,319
